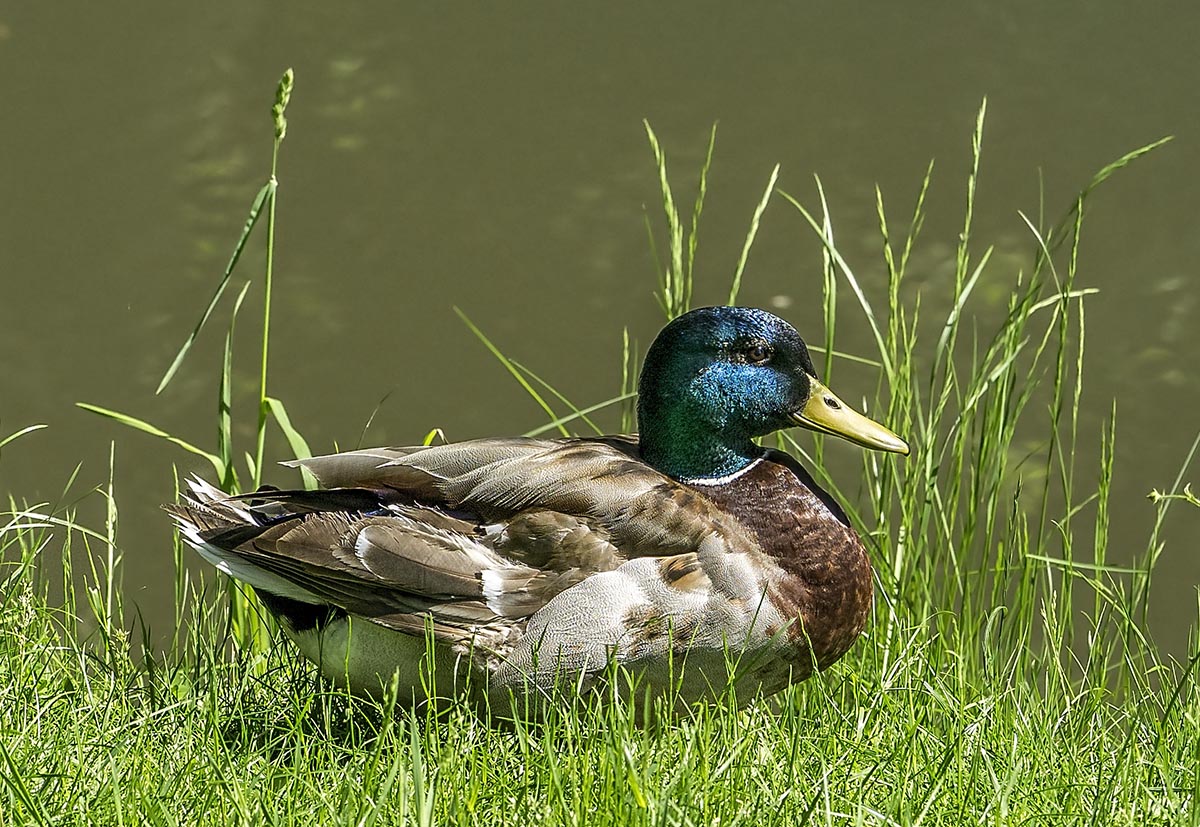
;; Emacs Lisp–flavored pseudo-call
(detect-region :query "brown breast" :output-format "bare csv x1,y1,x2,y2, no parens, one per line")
687,449,873,675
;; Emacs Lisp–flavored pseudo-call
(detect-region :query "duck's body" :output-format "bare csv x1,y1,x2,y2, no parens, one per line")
169,307,906,715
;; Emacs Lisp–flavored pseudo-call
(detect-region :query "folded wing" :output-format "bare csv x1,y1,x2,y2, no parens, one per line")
169,437,749,648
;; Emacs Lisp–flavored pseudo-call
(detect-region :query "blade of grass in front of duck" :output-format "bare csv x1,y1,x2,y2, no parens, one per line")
510,360,604,436
523,392,637,438
727,163,779,306
813,176,838,470
266,398,316,490
619,326,637,434
253,68,295,490
355,389,397,450
212,264,274,652
218,280,252,493
818,177,838,382
170,465,187,649
453,307,568,436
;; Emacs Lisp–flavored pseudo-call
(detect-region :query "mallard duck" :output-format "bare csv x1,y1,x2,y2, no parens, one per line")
168,306,907,715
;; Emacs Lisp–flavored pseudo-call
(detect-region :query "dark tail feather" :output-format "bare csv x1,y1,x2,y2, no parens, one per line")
231,486,389,514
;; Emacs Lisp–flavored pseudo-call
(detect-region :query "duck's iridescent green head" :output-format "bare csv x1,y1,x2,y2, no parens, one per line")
637,306,908,482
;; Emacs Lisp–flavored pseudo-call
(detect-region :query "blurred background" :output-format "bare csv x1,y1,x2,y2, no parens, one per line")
0,3,1196,650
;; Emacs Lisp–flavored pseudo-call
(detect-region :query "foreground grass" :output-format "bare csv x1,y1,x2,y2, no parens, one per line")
2,513,1197,826
2,87,1199,824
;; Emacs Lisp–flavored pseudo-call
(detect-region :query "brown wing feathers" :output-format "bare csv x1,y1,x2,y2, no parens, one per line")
171,437,756,638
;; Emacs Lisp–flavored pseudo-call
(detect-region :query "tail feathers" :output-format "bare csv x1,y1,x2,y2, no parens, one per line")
166,477,325,606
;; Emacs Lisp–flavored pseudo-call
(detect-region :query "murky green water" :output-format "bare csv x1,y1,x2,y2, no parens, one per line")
1,5,1196,650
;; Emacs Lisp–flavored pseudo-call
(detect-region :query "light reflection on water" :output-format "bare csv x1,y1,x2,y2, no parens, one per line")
0,3,1196,650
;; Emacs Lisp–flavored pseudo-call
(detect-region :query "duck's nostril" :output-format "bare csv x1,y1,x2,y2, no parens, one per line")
824,396,841,410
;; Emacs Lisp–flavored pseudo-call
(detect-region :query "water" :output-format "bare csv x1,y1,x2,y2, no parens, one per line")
1,3,1197,651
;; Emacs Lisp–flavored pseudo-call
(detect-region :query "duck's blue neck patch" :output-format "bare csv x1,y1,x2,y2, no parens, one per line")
636,307,814,483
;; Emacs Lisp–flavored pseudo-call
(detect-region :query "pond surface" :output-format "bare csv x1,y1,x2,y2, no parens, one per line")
1,4,1197,651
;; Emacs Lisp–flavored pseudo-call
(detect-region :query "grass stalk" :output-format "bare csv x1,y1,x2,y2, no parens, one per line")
253,68,295,489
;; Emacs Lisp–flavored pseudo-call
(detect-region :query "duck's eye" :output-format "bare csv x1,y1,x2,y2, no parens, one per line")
746,343,771,364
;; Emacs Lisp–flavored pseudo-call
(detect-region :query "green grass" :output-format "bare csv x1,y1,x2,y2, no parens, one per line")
2,81,1199,825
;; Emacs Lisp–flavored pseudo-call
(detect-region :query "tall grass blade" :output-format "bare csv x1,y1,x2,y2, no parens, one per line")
0,424,47,453
523,392,637,438
454,306,567,436
643,121,685,320
253,68,296,488
265,397,317,489
779,187,894,381
511,360,604,435
75,403,224,478
685,125,718,308
727,163,779,305
217,280,253,492
155,179,275,395
0,737,48,827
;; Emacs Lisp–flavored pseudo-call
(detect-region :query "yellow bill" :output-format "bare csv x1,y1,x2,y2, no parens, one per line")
790,376,909,455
